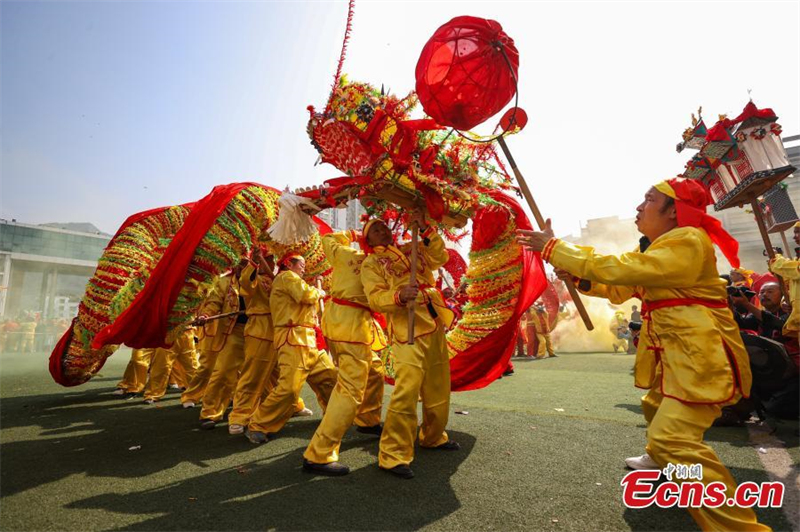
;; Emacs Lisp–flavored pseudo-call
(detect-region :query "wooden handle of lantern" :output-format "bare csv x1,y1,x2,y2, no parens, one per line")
751,199,791,302
497,136,594,331
408,224,419,345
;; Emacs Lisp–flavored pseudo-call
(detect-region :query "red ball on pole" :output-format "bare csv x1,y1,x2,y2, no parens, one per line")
415,16,519,131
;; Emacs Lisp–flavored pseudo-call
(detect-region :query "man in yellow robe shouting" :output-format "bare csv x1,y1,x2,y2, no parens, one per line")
302,229,387,476
361,212,459,480
518,178,769,532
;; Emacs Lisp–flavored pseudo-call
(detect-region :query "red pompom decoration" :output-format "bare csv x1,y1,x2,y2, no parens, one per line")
415,16,519,131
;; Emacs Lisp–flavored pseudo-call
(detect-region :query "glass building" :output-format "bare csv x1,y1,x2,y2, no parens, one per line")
0,221,109,319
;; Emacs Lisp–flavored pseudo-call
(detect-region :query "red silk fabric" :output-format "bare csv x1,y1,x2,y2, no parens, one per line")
415,16,519,130
92,183,333,350
450,191,546,391
49,318,78,386
92,183,262,349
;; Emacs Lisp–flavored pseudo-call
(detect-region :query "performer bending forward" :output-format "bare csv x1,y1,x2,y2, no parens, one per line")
302,230,387,476
245,254,337,443
518,178,770,532
361,212,459,480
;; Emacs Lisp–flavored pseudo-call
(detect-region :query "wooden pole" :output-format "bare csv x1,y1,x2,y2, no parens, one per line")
780,231,792,257
189,310,243,328
751,199,790,301
408,224,419,345
497,136,594,331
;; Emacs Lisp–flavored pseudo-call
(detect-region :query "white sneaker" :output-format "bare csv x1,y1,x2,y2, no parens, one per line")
111,388,126,396
168,384,181,390
293,407,313,417
182,401,195,409
625,453,659,470
143,399,155,405
228,424,244,435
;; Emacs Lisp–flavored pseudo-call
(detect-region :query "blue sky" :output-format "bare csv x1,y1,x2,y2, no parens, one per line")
2,1,799,236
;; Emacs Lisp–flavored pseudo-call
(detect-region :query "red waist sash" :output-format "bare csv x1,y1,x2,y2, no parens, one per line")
332,298,387,330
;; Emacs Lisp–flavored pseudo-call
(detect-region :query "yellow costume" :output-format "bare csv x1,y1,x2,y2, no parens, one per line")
531,308,554,358
180,318,219,404
768,255,800,336
542,224,767,531
304,231,387,465
116,348,155,393
198,273,246,422
143,328,198,401
247,269,337,435
18,321,36,353
361,226,455,470
228,263,307,427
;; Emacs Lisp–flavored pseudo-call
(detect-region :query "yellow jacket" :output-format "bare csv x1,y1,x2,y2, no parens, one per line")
530,310,551,334
198,273,240,352
270,270,324,349
321,231,387,350
361,228,455,343
544,226,751,404
768,254,800,336
239,262,274,341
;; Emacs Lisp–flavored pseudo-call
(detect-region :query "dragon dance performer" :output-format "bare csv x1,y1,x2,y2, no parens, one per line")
113,348,155,396
196,260,248,429
143,328,198,403
228,248,310,435
302,229,387,476
531,304,556,359
518,178,770,532
180,310,219,408
245,254,337,444
361,212,460,480
769,221,800,340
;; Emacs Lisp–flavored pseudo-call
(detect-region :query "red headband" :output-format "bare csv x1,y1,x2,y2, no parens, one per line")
279,253,304,268
654,178,740,268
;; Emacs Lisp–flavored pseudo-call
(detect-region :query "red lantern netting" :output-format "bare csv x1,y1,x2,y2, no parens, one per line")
415,15,519,131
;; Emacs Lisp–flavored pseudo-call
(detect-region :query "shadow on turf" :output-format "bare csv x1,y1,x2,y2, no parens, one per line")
66,430,476,531
0,388,262,497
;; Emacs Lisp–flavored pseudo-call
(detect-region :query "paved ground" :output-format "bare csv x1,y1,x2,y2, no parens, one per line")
0,350,797,531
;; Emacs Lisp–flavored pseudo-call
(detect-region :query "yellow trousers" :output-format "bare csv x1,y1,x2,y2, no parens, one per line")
19,333,35,354
248,344,337,434
169,359,190,388
116,349,154,393
199,324,246,421
536,333,554,358
180,343,219,404
379,327,450,469
143,332,198,401
228,337,307,427
303,341,385,464
642,385,771,531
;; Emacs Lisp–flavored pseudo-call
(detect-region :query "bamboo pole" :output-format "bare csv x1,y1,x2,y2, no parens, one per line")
497,136,594,330
408,224,419,345
751,199,790,301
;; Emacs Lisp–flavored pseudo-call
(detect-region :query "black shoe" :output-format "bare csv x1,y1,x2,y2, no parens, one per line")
429,440,461,451
356,424,382,437
381,464,414,479
303,459,350,476
502,369,514,376
200,419,216,430
244,429,269,444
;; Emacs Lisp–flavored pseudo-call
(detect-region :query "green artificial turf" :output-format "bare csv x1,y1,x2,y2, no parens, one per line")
0,350,796,531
